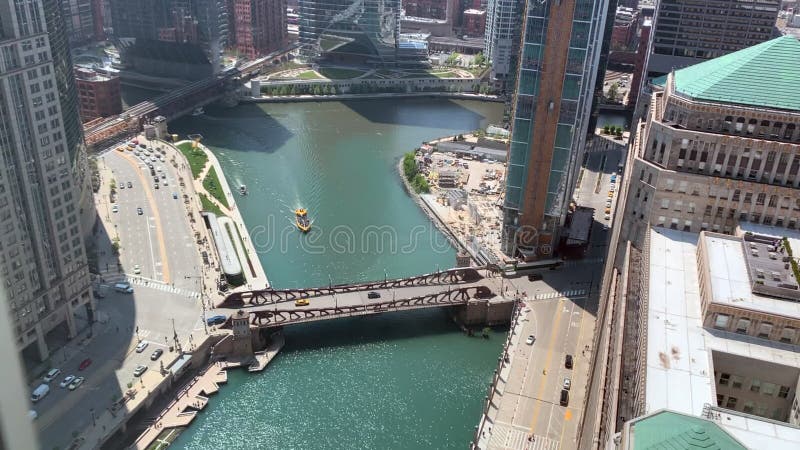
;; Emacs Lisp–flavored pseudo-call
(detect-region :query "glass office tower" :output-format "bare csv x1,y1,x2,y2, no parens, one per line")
501,0,611,258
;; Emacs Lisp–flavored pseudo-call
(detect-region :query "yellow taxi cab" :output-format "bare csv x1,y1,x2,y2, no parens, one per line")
295,298,310,307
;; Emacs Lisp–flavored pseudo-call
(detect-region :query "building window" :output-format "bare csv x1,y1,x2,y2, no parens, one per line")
726,397,738,409
757,323,772,338
661,199,669,209
779,386,790,398
731,375,743,390
735,318,750,334
719,373,731,385
780,327,796,343
762,382,777,396
716,394,724,406
743,401,755,413
714,314,730,330
751,379,761,393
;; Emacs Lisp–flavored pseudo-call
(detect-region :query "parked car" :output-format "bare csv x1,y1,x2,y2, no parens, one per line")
135,341,149,353
112,204,119,213
172,192,178,199
367,291,380,299
565,354,573,369
563,377,571,390
154,183,159,190
525,335,535,345
127,181,133,188
59,375,75,388
151,349,164,361
133,365,147,377
295,298,310,306
137,207,143,215
78,358,92,371
43,368,61,383
133,264,141,274
206,315,226,326
31,384,50,402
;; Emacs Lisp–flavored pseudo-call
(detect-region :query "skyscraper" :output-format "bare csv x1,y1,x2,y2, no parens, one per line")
483,0,521,91
299,0,405,66
647,0,780,74
501,0,612,258
58,0,96,45
0,0,94,365
232,0,287,59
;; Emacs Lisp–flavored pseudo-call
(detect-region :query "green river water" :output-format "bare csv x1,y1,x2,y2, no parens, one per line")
167,99,506,449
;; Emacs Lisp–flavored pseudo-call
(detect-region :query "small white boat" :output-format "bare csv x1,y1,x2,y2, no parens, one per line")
191,107,205,116
239,184,247,195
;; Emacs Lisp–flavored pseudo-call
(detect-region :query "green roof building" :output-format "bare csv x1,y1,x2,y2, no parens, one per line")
620,410,747,450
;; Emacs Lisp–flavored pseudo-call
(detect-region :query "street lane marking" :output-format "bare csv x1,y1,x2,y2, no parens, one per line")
528,298,565,433
558,297,589,448
118,152,172,283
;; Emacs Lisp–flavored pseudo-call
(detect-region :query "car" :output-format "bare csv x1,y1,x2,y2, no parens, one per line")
563,378,571,390
156,166,162,172
607,192,614,198
606,200,613,207
136,341,149,353
119,183,125,189
604,214,611,221
525,335,535,345
604,208,611,214
137,207,143,215
150,156,157,162
43,368,61,383
367,291,380,299
158,155,165,161
163,179,168,186
78,358,92,371
602,224,609,231
133,264,141,274
127,181,132,188
172,192,178,199
609,185,616,192
160,173,166,179
139,143,146,149
151,349,164,361
295,298,310,306
112,204,119,213
565,354,573,369
154,183,159,189
206,315,226,326
133,365,147,377
560,389,569,406
59,375,75,388
147,163,153,169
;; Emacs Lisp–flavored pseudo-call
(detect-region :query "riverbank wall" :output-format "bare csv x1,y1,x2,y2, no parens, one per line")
243,92,504,103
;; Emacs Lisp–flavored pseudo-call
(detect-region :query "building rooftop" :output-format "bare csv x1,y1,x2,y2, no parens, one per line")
700,233,800,319
672,36,800,112
627,410,746,450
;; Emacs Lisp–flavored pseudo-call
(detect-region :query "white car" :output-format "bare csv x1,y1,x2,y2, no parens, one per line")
134,365,147,377
563,378,571,390
525,335,535,345
133,264,141,274
112,204,119,213
135,341,149,353
150,156,157,162
43,368,61,383
605,214,611,221
59,375,75,388
67,376,84,391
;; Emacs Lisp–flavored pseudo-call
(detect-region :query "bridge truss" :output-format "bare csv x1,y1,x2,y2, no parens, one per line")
246,285,495,327
219,267,487,308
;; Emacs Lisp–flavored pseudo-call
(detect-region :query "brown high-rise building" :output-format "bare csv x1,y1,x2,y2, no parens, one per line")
233,0,287,58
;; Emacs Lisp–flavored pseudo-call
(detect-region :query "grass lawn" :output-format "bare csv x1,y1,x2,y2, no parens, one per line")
202,166,229,209
297,70,322,80
401,72,434,79
198,193,224,217
318,67,365,79
431,71,459,78
176,142,208,179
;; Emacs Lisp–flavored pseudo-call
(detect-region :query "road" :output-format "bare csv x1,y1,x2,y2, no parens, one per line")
35,142,208,450
479,142,621,449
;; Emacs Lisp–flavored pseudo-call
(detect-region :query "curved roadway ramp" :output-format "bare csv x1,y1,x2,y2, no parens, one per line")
217,267,501,327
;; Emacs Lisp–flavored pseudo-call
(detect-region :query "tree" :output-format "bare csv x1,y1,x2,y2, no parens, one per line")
446,52,460,67
606,82,619,102
473,51,487,67
402,152,418,181
603,124,610,134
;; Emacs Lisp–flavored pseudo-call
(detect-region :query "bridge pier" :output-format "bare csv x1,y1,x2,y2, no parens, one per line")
453,298,516,328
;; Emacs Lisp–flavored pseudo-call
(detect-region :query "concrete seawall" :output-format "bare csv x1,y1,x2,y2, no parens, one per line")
242,92,504,103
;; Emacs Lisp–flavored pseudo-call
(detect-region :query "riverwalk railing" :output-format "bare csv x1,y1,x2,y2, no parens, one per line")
470,298,524,449
219,266,486,308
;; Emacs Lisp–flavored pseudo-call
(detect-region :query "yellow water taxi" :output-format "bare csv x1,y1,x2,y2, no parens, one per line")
295,208,311,233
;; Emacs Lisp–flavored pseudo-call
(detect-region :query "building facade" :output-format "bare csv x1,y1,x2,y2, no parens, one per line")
109,0,172,39
621,37,800,247
462,8,485,37
648,0,781,74
501,0,612,258
74,67,121,121
483,0,520,91
402,0,448,19
58,0,96,45
232,0,286,59
0,0,94,366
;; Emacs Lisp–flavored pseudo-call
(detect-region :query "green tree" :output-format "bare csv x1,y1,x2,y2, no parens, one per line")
412,174,430,193
446,52,460,67
606,82,619,102
289,85,297,95
473,51,486,67
402,152,418,182
603,124,610,134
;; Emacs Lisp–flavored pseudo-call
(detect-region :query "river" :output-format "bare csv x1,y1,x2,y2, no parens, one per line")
166,99,507,449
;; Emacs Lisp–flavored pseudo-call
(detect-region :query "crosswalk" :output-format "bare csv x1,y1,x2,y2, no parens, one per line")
100,273,201,299
486,422,559,450
534,289,587,300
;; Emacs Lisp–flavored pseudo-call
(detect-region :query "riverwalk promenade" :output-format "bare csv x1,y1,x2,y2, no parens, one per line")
243,91,504,104
172,138,270,290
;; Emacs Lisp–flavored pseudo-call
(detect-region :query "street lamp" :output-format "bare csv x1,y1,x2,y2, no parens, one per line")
328,274,337,310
